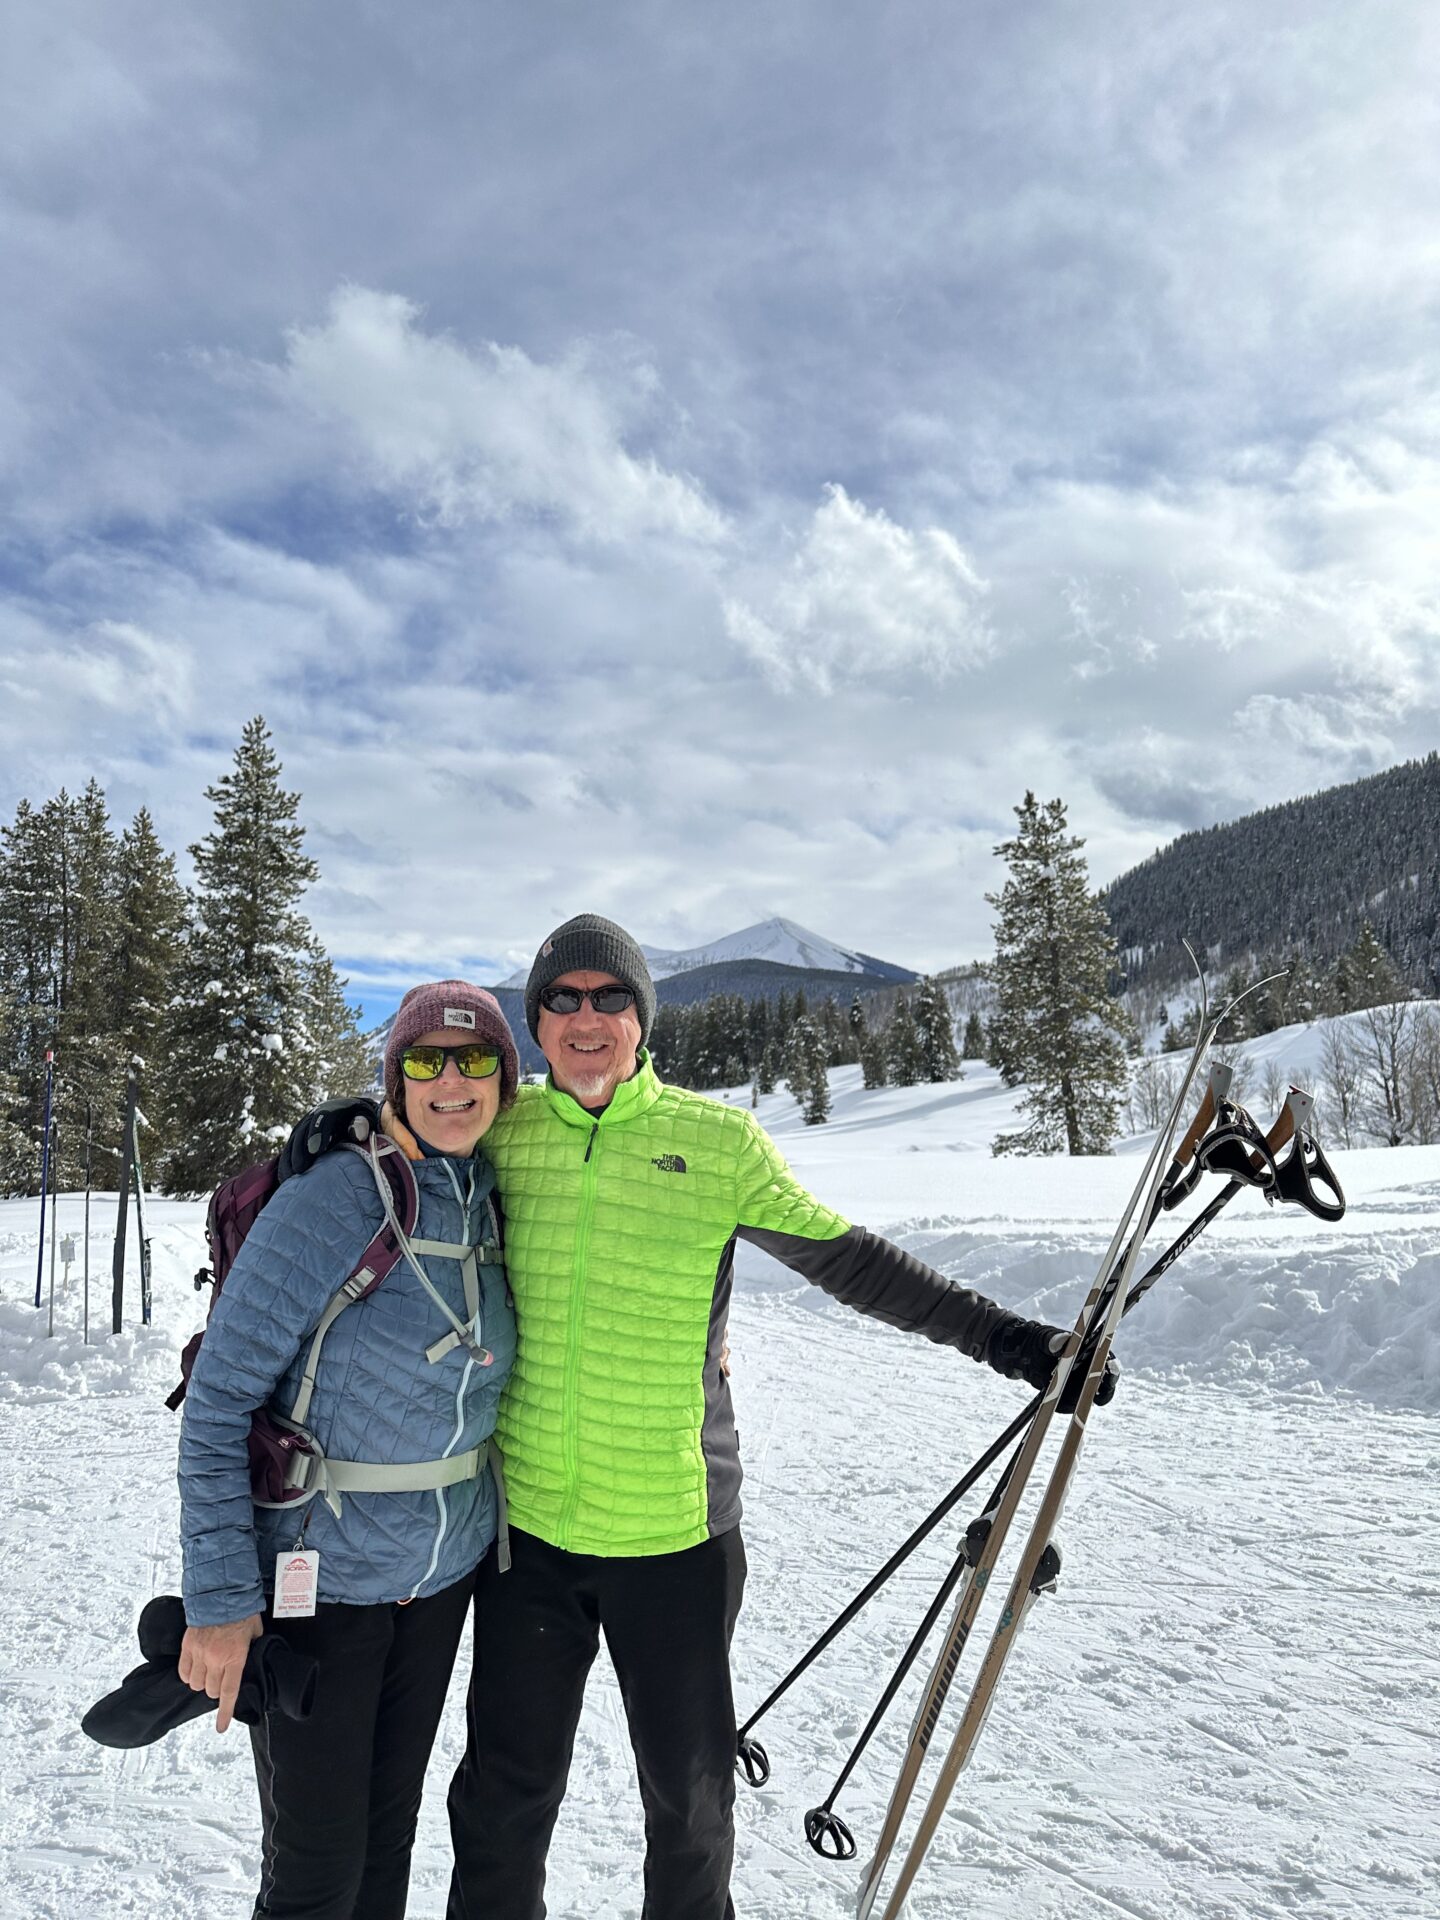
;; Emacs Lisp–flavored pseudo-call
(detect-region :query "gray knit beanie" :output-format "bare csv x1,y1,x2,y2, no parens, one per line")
524,913,656,1044
383,980,520,1111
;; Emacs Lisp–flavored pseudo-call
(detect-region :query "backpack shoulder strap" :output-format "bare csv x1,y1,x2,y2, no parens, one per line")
338,1139,420,1300
285,1138,486,1429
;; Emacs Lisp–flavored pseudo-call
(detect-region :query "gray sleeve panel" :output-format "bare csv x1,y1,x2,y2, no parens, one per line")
702,1234,744,1538
735,1222,1009,1364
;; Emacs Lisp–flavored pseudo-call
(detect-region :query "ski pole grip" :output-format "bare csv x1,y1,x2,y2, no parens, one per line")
1259,1091,1303,1167
1171,1075,1220,1171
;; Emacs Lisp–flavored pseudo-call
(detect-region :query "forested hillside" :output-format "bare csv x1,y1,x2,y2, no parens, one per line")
1105,755,1440,994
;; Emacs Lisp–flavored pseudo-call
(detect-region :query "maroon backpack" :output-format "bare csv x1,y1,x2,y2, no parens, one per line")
167,1145,420,1504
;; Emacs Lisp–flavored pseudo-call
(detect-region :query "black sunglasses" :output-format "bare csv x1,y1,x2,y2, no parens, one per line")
400,1044,502,1082
538,984,636,1016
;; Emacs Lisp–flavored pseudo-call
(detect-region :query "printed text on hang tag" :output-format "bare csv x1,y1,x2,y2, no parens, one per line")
273,1550,320,1618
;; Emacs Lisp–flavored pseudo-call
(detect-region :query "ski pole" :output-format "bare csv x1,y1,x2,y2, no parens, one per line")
793,1085,1317,1846
737,1060,1239,1783
856,979,1231,1919
734,1399,1037,1787
872,1115,1303,1920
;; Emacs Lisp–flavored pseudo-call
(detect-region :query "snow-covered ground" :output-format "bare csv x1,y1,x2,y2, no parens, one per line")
1,1047,1436,1919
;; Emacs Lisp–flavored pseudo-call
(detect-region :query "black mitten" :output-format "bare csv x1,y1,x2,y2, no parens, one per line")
82,1597,318,1749
984,1315,1119,1413
275,1096,382,1184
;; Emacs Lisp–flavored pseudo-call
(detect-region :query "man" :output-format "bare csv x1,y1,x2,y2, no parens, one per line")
285,912,1105,1920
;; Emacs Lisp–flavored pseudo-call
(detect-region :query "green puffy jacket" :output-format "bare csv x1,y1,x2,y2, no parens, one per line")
485,1053,1013,1557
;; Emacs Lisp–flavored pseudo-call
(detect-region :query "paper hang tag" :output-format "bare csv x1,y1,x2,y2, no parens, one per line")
273,1550,320,1619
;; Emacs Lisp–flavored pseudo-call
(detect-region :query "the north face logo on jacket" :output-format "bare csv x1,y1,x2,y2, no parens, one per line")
651,1154,687,1174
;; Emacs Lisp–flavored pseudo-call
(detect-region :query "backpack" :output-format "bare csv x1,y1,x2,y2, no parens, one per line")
166,1143,420,1506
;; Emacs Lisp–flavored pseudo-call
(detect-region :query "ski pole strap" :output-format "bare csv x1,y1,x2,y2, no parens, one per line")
1196,1099,1283,1189
1275,1133,1345,1221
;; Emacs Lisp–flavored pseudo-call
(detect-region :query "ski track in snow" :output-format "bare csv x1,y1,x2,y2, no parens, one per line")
2,1064,1437,1919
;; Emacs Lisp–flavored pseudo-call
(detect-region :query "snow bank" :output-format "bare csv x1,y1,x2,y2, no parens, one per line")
733,1064,1440,1414
861,1223,1440,1411
0,1298,176,1403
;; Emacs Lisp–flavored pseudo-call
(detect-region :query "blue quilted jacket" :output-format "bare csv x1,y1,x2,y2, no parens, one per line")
179,1144,515,1626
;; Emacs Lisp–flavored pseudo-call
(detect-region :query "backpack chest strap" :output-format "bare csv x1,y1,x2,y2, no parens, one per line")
321,1439,488,1495
271,1435,511,1569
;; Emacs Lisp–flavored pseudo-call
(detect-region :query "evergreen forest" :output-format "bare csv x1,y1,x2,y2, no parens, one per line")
0,719,369,1197
1104,753,1440,996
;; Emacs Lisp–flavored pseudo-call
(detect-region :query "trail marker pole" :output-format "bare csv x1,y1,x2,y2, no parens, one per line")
112,1062,139,1335
34,1050,55,1310
83,1104,93,1345
130,1078,152,1327
47,1152,59,1336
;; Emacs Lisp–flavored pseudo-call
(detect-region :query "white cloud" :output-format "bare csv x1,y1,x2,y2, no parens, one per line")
6,4,1440,992
723,485,992,693
273,287,726,548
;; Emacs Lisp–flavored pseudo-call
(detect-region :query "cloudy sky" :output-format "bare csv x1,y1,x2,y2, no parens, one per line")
7,1,1439,1019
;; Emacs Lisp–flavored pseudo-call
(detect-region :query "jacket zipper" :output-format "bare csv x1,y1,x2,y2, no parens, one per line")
559,1123,601,1543
411,1161,481,1598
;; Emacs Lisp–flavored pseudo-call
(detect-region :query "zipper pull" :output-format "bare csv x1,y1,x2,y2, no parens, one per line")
583,1123,599,1164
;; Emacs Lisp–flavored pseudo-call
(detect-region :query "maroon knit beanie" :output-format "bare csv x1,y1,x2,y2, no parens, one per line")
383,980,520,1113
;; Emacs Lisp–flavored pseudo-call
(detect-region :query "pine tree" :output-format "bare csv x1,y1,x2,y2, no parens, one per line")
0,1053,34,1193
802,1020,831,1125
0,799,63,1177
649,1004,682,1081
0,786,126,1187
746,996,771,1074
158,717,368,1193
818,994,847,1065
858,1020,889,1089
962,1010,985,1060
784,1017,813,1104
987,792,1130,1156
913,975,962,1082
886,993,924,1087
757,1038,780,1095
114,808,187,1064
1215,964,1252,1043
1331,922,1406,1014
55,782,125,1186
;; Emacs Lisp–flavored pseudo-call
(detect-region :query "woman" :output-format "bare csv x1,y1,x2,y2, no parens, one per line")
178,980,519,1920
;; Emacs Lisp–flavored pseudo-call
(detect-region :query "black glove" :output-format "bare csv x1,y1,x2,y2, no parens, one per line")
81,1597,318,1748
984,1315,1120,1414
275,1096,382,1184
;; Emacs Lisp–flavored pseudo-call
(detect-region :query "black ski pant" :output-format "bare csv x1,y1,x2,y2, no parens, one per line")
250,1571,475,1920
446,1525,747,1920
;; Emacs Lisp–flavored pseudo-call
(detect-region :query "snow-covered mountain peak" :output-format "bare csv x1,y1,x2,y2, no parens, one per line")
493,915,914,988
645,916,889,979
